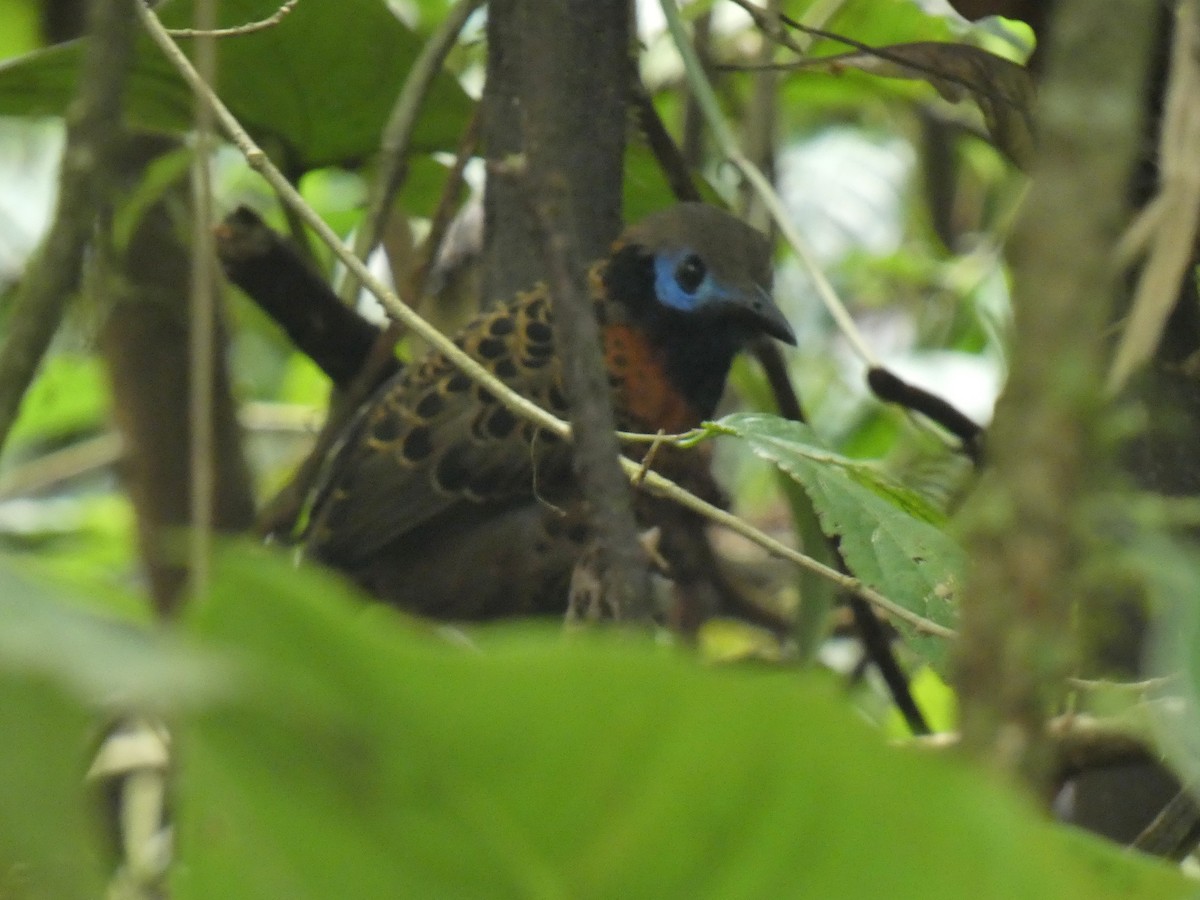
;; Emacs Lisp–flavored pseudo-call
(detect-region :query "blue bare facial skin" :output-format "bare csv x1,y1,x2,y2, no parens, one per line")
654,250,720,312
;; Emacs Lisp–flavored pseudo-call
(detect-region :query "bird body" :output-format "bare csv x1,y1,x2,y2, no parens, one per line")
305,203,794,618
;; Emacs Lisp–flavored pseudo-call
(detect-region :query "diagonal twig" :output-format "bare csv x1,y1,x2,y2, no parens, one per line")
166,0,300,38
188,0,219,602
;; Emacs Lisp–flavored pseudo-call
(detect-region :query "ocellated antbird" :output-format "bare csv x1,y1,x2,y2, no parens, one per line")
305,202,796,618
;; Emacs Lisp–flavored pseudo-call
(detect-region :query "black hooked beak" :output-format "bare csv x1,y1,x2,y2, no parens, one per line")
735,283,796,346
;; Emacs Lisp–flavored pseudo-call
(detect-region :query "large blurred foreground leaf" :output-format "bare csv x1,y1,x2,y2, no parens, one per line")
0,560,224,899
175,545,1187,899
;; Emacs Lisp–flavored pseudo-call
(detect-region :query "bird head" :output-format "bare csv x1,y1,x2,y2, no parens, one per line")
608,202,796,346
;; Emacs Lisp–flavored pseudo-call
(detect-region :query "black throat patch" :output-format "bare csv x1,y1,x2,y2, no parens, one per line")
599,245,749,420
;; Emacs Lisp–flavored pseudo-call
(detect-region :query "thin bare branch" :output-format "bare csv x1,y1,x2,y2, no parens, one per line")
166,0,299,38
724,0,808,57
188,0,219,600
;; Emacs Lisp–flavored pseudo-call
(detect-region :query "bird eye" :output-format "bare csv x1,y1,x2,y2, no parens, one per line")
674,254,706,294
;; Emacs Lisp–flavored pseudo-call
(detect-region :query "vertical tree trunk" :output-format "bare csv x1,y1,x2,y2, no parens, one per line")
99,137,256,617
956,0,1156,790
480,1,650,617
480,0,538,300
481,0,629,298
515,0,651,619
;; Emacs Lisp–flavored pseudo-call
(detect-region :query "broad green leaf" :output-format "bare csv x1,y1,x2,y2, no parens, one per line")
710,412,961,670
0,559,228,710
791,42,1035,169
0,560,225,898
822,0,966,51
0,0,473,173
724,360,840,659
0,673,102,900
174,543,1187,899
775,0,1021,139
775,0,965,125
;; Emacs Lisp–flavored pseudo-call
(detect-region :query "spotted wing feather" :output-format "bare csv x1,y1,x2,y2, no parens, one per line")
306,286,573,566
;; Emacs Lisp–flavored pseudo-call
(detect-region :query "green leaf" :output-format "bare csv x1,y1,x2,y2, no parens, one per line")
0,0,473,173
173,543,1188,899
793,42,1035,169
711,412,961,670
823,0,966,51
0,559,225,898
0,558,228,710
0,672,102,900
775,0,1019,137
